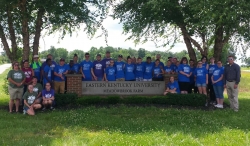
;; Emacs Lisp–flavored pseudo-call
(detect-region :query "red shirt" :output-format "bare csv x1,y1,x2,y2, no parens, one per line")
22,68,33,83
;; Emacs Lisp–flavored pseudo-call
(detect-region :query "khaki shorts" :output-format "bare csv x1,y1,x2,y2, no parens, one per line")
54,81,65,94
8,86,23,100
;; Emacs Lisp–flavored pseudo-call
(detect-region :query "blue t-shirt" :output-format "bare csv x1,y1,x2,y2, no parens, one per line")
202,63,208,69
54,64,68,81
124,63,135,81
153,61,164,68
42,89,55,99
30,62,41,81
212,67,224,86
144,62,154,79
73,63,80,73
93,60,105,78
42,61,57,80
178,64,191,82
153,65,163,78
167,81,180,93
135,63,144,78
102,58,112,68
208,64,217,83
195,67,208,84
164,66,173,73
43,65,51,84
189,67,196,83
115,61,125,79
171,64,178,72
80,60,93,81
105,66,116,81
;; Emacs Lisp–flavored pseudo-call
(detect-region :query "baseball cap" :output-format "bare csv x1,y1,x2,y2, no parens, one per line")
33,55,39,58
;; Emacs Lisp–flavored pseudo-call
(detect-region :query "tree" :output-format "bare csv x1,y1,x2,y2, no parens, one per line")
0,0,108,62
113,0,250,62
138,48,146,58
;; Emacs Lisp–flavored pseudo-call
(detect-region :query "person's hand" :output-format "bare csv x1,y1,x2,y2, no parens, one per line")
234,84,238,89
206,80,208,85
212,81,215,84
82,74,85,78
106,79,108,82
94,76,97,81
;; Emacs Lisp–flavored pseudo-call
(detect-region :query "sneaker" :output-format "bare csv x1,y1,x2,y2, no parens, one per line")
23,109,26,115
217,104,223,109
50,107,55,110
214,104,219,107
42,107,46,112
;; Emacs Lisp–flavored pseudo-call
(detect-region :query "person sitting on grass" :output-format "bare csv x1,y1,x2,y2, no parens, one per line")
42,82,55,111
32,77,43,104
104,60,116,81
23,84,42,115
164,76,180,95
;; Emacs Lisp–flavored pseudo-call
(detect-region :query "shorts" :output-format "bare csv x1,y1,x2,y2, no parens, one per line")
23,106,30,112
8,86,23,100
197,83,206,87
136,77,143,81
116,78,125,81
178,82,189,91
143,79,152,81
36,97,43,103
213,85,224,99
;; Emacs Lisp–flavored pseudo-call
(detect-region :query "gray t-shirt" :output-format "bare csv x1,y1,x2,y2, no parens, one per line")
7,70,25,88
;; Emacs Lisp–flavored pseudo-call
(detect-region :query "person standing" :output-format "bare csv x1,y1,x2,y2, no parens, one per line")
164,60,174,74
43,59,53,87
41,54,57,82
208,57,217,104
30,55,42,84
155,54,165,68
135,57,144,81
212,61,224,108
93,54,105,81
80,53,95,81
188,59,198,93
22,60,34,94
102,51,112,68
104,60,116,81
178,57,192,94
152,59,164,81
54,58,68,94
7,62,26,113
224,56,241,112
72,54,80,74
194,60,208,96
143,57,154,81
115,55,125,81
124,57,135,81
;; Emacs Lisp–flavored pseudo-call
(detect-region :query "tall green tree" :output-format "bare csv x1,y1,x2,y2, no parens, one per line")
113,0,250,62
0,0,108,62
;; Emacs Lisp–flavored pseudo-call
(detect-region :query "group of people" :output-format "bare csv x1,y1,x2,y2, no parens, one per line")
7,51,241,115
164,56,240,111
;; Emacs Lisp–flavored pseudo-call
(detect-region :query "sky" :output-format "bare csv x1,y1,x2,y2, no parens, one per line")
0,16,249,65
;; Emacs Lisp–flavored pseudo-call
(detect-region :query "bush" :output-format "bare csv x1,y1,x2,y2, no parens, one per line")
2,78,9,95
55,93,78,107
75,94,207,107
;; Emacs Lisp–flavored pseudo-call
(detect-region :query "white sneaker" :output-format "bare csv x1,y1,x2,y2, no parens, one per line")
217,104,223,109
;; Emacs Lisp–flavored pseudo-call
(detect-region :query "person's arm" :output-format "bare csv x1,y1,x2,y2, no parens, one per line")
179,71,188,76
80,66,85,78
214,74,224,83
206,74,208,84
91,68,97,81
44,70,52,83
169,88,177,92
206,64,209,70
211,75,215,84
24,99,32,108
49,90,55,100
104,72,108,81
235,65,241,85
8,78,20,87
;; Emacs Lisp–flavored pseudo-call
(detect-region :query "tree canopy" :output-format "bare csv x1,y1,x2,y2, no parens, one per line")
0,0,109,62
113,0,250,61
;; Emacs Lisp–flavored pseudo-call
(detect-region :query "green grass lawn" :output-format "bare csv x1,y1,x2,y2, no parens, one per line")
0,70,250,145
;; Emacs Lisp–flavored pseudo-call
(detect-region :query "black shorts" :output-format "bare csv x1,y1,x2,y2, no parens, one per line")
178,82,189,91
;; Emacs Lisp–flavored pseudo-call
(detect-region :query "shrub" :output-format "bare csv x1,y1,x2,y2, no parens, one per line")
2,77,9,95
75,94,206,107
55,93,78,107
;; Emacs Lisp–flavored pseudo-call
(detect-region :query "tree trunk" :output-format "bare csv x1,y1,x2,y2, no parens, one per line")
20,0,30,61
213,26,224,62
180,26,197,62
33,8,45,56
0,25,14,62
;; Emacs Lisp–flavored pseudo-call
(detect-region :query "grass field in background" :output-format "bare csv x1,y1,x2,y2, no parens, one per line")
0,69,249,145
